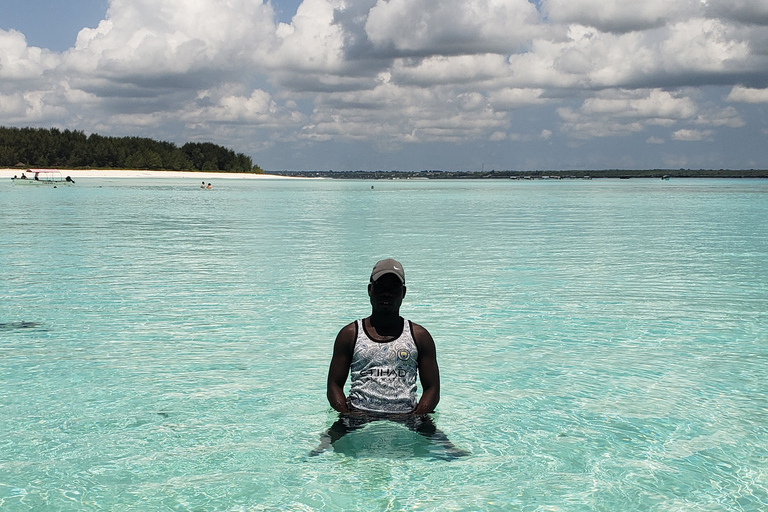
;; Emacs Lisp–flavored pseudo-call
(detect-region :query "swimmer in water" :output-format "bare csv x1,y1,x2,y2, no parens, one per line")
311,259,469,459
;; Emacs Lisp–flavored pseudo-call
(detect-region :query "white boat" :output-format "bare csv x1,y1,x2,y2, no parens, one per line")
11,169,75,186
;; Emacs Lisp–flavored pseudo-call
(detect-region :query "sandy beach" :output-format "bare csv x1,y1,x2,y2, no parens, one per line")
0,168,300,180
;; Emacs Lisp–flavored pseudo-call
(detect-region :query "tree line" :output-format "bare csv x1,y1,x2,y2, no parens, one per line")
0,126,263,173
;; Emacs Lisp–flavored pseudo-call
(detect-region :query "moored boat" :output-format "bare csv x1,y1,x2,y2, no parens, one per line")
11,169,75,186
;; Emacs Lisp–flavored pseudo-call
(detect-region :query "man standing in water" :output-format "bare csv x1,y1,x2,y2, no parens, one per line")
312,258,468,459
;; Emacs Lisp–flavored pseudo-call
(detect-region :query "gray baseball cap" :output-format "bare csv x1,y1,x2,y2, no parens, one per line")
370,258,405,284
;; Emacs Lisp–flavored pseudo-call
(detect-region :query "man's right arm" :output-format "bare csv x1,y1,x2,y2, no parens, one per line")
326,322,355,413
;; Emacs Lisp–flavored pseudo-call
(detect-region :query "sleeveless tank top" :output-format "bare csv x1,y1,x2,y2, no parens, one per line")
348,318,419,414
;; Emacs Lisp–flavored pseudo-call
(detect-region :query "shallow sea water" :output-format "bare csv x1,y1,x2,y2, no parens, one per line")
1,177,767,511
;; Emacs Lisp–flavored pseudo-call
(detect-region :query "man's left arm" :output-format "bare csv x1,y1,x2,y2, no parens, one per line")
412,323,440,415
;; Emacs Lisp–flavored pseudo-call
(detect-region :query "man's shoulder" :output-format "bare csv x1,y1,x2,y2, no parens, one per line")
408,321,433,343
332,321,359,357
336,320,359,340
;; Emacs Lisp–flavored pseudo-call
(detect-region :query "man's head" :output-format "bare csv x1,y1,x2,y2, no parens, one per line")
368,259,406,313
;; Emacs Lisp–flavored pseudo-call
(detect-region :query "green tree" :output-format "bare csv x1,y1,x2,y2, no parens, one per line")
0,126,262,173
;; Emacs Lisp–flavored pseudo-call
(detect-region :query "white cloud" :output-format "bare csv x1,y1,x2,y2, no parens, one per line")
488,88,551,110
0,29,60,81
0,84,72,124
365,0,541,56
672,128,714,141
727,86,768,102
302,82,508,143
0,92,29,118
8,91,67,122
693,106,745,127
64,0,277,80
510,18,756,90
489,131,507,141
185,87,304,127
271,0,346,72
391,54,509,87
107,111,169,128
659,18,752,74
582,89,697,120
558,89,699,138
558,106,645,138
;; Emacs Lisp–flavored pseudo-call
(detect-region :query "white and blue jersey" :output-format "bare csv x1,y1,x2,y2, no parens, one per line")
348,318,419,414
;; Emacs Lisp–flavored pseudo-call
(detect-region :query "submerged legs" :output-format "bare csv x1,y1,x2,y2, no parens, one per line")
309,415,369,456
310,413,470,459
402,415,471,460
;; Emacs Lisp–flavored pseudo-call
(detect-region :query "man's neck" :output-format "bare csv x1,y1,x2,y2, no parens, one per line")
367,313,402,337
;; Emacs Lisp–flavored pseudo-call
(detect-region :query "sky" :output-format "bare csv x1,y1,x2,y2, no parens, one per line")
2,0,768,171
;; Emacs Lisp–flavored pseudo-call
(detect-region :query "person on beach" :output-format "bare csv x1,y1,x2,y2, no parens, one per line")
201,181,206,188
311,258,468,459
206,183,212,189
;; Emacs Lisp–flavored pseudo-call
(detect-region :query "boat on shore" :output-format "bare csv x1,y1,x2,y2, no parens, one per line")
11,169,75,186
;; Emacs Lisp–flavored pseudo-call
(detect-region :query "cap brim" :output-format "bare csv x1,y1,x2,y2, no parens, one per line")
371,270,405,283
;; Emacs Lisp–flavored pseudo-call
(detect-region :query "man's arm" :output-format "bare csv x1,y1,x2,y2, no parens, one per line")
412,323,440,415
326,322,356,413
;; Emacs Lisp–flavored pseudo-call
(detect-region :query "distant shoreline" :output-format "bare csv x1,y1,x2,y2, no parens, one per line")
4,168,767,180
267,169,768,179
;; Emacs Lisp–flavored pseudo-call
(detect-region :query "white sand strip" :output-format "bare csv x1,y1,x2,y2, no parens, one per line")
1,169,306,179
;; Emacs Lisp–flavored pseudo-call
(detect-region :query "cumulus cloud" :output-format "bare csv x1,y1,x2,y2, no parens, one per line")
272,0,347,72
727,85,768,102
0,78,81,124
365,0,541,57
185,87,304,127
391,54,509,87
488,88,552,110
692,105,745,127
672,128,714,141
489,131,507,141
659,18,754,76
302,80,508,144
64,0,277,86
508,18,758,91
588,89,697,121
0,29,60,82
557,89,699,138
0,92,32,120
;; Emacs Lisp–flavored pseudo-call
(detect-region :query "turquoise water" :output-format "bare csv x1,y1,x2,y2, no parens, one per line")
1,177,767,511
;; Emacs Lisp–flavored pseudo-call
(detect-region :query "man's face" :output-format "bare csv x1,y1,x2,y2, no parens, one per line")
368,273,406,313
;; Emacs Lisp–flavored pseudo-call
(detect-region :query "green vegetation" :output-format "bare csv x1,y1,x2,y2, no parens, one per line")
0,126,263,173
